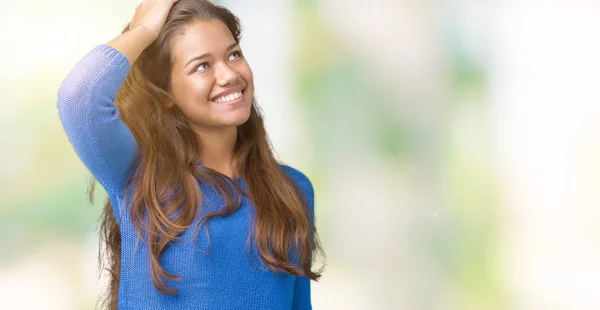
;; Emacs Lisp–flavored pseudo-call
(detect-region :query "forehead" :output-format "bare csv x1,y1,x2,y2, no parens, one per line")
170,19,236,66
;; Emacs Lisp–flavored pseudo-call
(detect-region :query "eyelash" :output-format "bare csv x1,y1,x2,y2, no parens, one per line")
194,50,243,72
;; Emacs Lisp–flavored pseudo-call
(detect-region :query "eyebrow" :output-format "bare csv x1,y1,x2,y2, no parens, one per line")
184,42,240,68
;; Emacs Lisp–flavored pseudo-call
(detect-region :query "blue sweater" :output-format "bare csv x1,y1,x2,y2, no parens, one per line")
56,44,314,310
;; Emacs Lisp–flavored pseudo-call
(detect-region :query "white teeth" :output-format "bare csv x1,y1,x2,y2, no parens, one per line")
215,91,243,103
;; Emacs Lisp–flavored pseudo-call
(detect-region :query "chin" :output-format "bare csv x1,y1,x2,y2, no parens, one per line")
222,111,252,127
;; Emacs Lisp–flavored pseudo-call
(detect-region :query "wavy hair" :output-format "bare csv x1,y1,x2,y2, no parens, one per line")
89,1,324,309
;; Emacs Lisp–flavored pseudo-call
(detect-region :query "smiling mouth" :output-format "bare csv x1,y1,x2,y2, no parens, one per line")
213,89,246,103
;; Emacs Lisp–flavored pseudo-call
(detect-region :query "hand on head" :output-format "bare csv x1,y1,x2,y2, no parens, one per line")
129,0,181,40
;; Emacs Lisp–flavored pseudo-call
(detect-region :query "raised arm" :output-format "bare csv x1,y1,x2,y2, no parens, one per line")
56,0,179,194
56,43,139,193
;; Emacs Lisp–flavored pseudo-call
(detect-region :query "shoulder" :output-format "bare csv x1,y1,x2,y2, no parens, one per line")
279,164,314,197
279,164,315,212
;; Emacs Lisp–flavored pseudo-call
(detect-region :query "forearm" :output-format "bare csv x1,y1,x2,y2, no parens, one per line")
107,25,156,65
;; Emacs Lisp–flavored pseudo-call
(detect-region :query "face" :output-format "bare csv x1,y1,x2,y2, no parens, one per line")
169,19,254,131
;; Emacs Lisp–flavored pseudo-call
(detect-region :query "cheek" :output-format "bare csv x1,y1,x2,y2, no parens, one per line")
234,61,253,85
172,81,215,118
188,78,214,101
243,65,254,84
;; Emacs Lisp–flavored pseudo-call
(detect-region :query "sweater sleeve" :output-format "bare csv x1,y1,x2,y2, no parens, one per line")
292,275,312,310
56,44,139,198
284,165,315,310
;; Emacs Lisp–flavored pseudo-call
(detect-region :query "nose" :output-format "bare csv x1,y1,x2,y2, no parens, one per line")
214,62,240,86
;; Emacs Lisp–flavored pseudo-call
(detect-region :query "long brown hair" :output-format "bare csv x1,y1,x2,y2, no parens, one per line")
90,1,324,309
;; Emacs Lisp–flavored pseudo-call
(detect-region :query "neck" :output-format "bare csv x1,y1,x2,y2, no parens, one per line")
194,126,238,177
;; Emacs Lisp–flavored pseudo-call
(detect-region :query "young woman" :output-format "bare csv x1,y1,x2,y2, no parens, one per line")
56,0,324,309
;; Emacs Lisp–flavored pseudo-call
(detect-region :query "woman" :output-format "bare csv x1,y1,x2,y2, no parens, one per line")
56,0,325,309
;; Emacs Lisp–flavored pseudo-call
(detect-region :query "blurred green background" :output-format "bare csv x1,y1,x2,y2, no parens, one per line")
2,0,600,309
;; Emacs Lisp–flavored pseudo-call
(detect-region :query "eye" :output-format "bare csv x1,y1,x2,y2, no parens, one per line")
228,50,243,61
195,62,210,72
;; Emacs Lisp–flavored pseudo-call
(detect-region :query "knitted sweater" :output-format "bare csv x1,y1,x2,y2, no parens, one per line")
56,44,314,310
